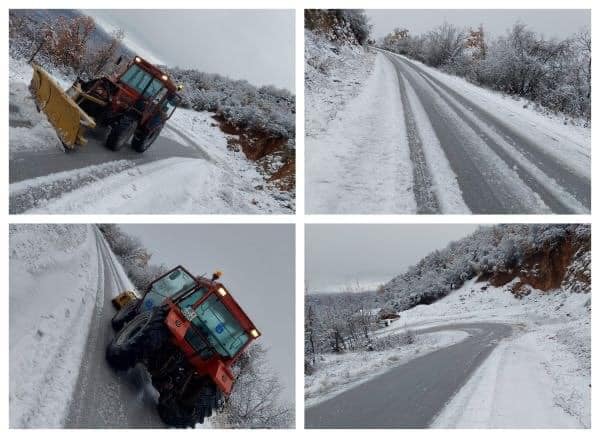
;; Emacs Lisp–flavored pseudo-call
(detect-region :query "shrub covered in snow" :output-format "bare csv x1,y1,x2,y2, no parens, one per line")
9,10,127,81
369,329,415,352
380,22,591,120
165,67,295,141
214,344,293,428
381,224,590,312
306,290,395,367
305,9,371,46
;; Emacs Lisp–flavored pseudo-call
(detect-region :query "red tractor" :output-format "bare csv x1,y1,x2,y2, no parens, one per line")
30,55,182,152
106,266,260,427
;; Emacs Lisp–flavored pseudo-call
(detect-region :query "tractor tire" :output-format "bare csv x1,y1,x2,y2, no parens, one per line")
111,299,140,331
132,128,161,153
157,380,222,428
106,307,168,371
106,115,138,151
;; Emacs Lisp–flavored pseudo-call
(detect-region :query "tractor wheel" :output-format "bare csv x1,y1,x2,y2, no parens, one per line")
106,307,168,371
111,299,140,331
132,128,160,153
106,115,138,151
157,380,222,428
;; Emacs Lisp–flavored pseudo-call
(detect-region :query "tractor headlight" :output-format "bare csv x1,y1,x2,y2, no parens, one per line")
217,287,227,297
161,74,168,81
135,56,141,63
250,329,260,338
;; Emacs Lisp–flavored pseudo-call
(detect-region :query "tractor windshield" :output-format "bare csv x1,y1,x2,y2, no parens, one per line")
141,267,196,311
120,64,165,98
185,294,249,358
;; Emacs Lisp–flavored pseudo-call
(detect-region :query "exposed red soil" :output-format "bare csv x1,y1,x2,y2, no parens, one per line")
478,232,589,298
213,115,295,193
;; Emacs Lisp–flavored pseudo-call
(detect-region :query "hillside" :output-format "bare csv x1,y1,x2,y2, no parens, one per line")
381,224,590,313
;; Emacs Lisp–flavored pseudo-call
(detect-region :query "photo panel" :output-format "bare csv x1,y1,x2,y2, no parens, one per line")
305,223,590,428
9,223,295,428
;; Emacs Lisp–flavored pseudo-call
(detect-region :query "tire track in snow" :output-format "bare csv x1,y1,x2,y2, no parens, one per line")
394,66,439,213
387,53,546,214
395,55,588,213
65,230,164,428
396,54,590,209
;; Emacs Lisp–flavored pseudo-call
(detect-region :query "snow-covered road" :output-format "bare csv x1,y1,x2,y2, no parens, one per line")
10,225,165,427
305,322,511,428
65,228,164,427
305,50,590,214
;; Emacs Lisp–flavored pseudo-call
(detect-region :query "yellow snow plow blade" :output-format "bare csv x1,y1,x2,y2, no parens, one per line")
30,64,96,149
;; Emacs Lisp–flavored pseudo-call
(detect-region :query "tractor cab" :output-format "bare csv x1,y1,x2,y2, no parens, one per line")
113,56,181,122
137,266,260,393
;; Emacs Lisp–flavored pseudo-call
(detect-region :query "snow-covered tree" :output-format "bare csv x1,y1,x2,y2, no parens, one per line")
214,344,293,428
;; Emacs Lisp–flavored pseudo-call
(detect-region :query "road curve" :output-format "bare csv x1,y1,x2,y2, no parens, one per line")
382,51,590,214
305,322,512,428
65,228,165,428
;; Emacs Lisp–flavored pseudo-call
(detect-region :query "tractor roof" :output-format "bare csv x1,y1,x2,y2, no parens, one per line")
133,55,179,94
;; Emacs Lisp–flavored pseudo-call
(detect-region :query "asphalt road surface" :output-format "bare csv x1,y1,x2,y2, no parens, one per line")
382,51,590,214
305,322,512,428
65,228,165,428
9,126,205,184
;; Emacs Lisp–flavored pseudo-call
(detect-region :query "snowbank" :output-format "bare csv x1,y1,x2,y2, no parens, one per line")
304,30,375,138
432,323,590,428
398,278,591,428
306,52,416,213
9,225,100,427
305,327,468,407
9,58,64,155
15,156,289,214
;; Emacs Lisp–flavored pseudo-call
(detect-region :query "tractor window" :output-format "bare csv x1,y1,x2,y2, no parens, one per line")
162,97,177,118
141,268,196,311
179,287,208,309
144,78,164,99
120,64,153,94
188,295,249,358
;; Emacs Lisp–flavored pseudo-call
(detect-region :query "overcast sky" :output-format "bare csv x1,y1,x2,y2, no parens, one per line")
120,224,294,404
85,9,295,91
366,9,590,40
306,224,482,293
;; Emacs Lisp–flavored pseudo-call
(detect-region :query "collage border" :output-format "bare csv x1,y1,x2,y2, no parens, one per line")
2,0,596,435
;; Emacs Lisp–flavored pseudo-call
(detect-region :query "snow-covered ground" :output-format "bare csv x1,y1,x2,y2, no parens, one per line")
9,57,294,214
9,225,100,427
397,278,591,428
304,30,375,139
306,52,417,213
12,156,290,214
305,329,468,407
